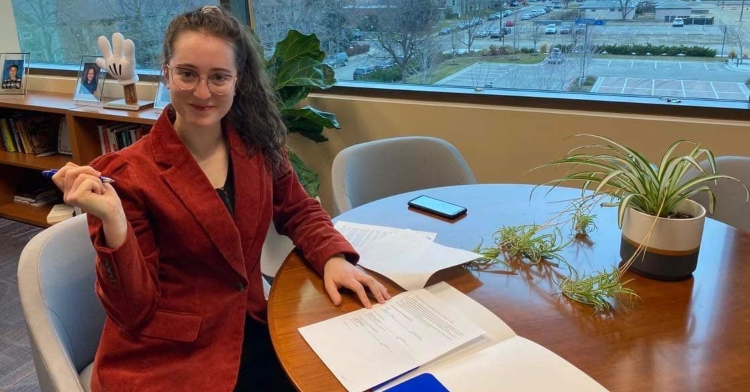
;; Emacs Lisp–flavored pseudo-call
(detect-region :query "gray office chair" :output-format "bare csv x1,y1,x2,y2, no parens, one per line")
17,213,102,392
685,156,750,233
331,136,477,214
18,213,278,392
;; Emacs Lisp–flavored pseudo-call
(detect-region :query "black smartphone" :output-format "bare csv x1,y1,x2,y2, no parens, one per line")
407,195,467,220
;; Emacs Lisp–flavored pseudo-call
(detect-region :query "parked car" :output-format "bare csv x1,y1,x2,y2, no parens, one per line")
574,24,587,34
488,13,500,20
521,13,532,20
545,24,557,34
503,10,513,17
375,59,395,70
672,17,685,27
352,66,376,80
547,47,564,64
439,27,451,35
323,52,348,68
505,20,516,27
474,29,490,38
559,24,572,34
489,28,503,38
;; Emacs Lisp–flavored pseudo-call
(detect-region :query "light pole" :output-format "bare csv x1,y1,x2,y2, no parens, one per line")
721,24,727,58
741,0,746,22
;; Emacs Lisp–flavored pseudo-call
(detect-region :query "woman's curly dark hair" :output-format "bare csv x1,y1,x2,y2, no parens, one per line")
162,5,287,176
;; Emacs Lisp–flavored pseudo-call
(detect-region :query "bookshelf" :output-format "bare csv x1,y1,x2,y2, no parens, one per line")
0,92,159,227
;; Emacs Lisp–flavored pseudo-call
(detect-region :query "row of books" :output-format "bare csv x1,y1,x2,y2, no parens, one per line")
13,185,60,207
0,114,60,156
98,122,150,154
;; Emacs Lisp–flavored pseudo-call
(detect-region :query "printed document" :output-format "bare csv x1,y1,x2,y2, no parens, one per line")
334,221,436,248
298,288,485,392
300,282,608,392
355,230,482,290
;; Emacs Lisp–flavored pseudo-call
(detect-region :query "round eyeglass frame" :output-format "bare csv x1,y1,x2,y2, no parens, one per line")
164,65,236,96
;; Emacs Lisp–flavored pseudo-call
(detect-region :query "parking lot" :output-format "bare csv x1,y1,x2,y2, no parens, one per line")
436,58,750,100
593,77,749,100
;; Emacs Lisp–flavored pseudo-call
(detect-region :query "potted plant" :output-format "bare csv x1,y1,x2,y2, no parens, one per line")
264,30,340,198
541,134,749,281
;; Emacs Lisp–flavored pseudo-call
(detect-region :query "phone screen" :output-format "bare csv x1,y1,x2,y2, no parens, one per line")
408,195,467,219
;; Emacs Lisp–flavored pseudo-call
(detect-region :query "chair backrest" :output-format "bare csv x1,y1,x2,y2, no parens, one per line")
18,214,105,392
685,156,750,233
331,136,477,214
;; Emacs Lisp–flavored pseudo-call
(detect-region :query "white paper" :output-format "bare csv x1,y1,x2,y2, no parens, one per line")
376,283,608,392
298,288,485,392
334,221,436,248
427,336,608,392
356,230,482,290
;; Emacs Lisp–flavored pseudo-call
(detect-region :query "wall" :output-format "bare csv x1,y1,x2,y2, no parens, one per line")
0,0,21,53
287,94,750,213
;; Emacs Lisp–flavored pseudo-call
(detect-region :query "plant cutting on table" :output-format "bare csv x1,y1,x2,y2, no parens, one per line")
468,134,750,313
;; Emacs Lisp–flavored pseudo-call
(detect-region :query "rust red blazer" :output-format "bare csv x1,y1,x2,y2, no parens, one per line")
87,110,357,392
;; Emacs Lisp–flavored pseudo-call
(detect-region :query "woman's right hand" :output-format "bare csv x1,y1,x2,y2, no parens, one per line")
51,162,128,248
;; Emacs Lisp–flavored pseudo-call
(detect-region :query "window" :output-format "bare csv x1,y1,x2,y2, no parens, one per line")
6,0,750,105
9,0,225,70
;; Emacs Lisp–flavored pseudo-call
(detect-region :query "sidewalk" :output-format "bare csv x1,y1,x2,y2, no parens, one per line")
724,59,750,72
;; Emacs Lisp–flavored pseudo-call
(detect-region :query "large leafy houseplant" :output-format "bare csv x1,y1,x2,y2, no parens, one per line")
264,30,340,198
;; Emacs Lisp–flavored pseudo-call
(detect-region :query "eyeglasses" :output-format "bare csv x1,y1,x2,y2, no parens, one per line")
166,65,236,96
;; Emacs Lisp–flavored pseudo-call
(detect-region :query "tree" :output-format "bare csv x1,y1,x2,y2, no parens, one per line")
571,24,602,86
368,0,438,78
529,22,543,53
726,23,748,65
11,0,58,62
617,0,637,20
407,34,445,84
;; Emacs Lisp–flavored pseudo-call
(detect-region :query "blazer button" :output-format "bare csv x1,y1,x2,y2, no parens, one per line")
235,283,246,292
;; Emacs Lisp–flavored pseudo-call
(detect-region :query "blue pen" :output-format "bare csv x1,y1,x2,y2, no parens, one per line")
42,169,115,184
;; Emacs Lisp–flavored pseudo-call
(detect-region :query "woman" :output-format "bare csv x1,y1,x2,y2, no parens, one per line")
80,65,98,95
52,6,389,392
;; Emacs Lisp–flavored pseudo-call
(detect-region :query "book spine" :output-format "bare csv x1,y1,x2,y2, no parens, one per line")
9,117,25,153
15,117,34,154
0,118,17,152
98,124,109,154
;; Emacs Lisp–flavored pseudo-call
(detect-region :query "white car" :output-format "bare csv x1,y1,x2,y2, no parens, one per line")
545,24,557,34
672,17,684,27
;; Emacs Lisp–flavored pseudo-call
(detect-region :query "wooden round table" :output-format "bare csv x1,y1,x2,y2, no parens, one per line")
268,184,750,392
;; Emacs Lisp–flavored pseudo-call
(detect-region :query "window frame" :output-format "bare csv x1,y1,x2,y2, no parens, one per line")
8,0,750,118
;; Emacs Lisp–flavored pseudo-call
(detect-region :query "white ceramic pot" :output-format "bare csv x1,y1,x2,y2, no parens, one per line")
620,198,706,281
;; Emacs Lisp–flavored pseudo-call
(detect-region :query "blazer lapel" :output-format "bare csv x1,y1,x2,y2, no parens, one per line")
227,129,267,275
149,111,247,279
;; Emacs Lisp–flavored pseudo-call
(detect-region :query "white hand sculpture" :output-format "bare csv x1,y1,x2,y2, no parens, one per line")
96,33,139,85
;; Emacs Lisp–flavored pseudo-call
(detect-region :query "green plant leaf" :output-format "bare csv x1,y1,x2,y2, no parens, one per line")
287,148,320,198
282,106,341,143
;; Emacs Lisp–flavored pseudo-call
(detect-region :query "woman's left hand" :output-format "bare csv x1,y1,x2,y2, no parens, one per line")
323,256,391,309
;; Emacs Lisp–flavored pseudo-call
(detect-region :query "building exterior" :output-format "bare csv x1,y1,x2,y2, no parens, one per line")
654,0,692,22
578,1,636,20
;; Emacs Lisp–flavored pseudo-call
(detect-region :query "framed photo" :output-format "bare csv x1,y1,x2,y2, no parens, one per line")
153,74,170,111
74,56,105,103
0,53,30,95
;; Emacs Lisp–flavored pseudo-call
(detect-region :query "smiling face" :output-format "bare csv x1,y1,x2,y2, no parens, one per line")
8,66,17,79
86,67,95,82
165,31,237,137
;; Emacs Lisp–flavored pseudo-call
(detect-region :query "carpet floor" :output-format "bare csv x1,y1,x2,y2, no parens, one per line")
0,218,42,392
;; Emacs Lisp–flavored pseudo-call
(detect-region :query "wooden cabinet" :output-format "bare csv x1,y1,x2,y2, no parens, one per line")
0,92,158,227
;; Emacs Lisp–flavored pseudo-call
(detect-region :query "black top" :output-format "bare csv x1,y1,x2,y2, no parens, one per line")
215,159,235,216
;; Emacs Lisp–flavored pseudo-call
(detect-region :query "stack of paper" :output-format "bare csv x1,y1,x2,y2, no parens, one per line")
299,283,609,392
334,221,481,290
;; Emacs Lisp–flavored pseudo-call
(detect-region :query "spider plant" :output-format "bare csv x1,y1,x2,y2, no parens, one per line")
539,134,750,227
